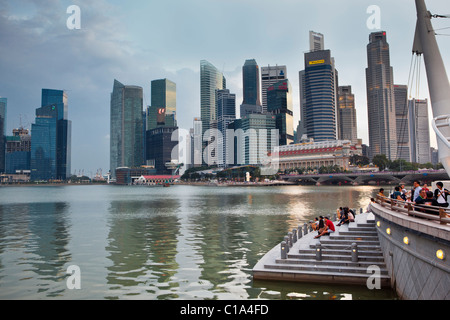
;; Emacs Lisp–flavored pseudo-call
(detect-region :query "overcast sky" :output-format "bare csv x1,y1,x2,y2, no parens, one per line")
1,0,450,176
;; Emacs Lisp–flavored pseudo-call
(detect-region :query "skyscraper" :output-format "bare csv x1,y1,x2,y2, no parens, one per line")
409,98,431,164
394,85,411,162
310,31,325,52
240,59,262,117
147,79,177,130
31,89,71,181
200,60,226,138
110,79,144,178
337,86,358,145
5,127,31,174
216,89,236,166
366,31,398,160
300,49,338,142
0,98,6,173
267,80,294,146
261,65,287,114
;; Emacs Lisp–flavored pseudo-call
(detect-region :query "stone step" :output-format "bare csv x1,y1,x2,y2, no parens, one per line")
287,253,386,263
308,243,382,251
319,239,381,246
299,248,384,257
330,235,380,241
338,230,378,236
276,258,387,269
264,262,389,276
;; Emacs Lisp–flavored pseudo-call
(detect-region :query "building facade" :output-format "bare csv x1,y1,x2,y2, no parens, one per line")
147,79,177,130
267,80,294,147
275,140,362,172
261,65,287,114
337,86,358,145
394,85,411,162
146,126,178,174
0,98,6,173
300,49,338,142
366,31,398,160
110,79,144,178
216,89,236,167
31,89,71,181
5,128,31,174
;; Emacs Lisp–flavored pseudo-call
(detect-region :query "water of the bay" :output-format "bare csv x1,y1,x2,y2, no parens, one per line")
0,184,397,300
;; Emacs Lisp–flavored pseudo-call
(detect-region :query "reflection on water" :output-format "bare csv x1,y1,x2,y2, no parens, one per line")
0,185,396,300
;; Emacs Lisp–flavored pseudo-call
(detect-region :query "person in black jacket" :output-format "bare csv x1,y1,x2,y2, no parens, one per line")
434,182,449,208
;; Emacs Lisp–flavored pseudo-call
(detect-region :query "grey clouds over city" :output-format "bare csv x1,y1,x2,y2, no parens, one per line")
1,0,450,176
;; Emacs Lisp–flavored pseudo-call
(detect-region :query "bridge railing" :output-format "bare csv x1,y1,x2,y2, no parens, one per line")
376,195,450,225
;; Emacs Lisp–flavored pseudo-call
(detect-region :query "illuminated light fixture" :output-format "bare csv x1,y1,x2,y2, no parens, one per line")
436,249,445,260
386,228,391,235
403,237,409,245
377,221,381,227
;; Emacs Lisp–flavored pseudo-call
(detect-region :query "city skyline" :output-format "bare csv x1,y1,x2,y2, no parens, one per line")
1,1,449,176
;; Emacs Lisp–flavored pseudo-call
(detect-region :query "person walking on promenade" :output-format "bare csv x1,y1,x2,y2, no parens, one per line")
412,181,422,202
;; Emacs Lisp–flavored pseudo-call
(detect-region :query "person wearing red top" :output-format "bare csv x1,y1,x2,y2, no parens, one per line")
315,217,335,239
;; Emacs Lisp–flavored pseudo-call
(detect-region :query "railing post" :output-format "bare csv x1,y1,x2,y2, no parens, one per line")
284,236,290,252
297,225,303,239
288,232,293,247
303,223,308,235
280,241,287,260
292,228,297,243
315,243,322,261
351,243,358,262
440,208,446,225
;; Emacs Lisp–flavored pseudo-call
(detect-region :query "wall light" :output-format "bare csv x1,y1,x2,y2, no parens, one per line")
377,221,381,227
436,249,445,260
386,228,391,235
403,237,409,245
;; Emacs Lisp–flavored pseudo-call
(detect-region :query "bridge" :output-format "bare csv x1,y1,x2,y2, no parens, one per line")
280,169,449,186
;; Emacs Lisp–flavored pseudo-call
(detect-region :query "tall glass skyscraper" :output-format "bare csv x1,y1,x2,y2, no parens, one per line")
147,79,177,130
0,98,6,173
337,86,358,145
300,49,338,142
216,89,236,167
200,60,226,138
261,65,287,114
110,79,144,178
394,85,411,162
366,31,398,160
31,89,71,181
267,80,294,146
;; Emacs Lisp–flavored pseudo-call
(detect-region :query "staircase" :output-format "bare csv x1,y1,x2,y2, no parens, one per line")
253,213,391,287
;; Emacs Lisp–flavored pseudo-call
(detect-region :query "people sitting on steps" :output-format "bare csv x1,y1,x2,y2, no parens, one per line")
315,216,335,239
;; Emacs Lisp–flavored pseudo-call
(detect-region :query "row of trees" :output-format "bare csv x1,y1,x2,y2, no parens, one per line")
371,154,443,171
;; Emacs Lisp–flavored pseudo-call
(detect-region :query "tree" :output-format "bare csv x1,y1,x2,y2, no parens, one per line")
372,154,389,171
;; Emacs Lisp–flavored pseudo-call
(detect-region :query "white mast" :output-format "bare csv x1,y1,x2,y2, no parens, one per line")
414,0,450,175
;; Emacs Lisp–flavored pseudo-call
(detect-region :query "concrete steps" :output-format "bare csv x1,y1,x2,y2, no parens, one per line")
253,213,391,287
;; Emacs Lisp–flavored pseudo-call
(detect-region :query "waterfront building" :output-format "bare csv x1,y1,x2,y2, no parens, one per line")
110,80,144,178
337,86,358,145
200,60,226,139
5,127,31,174
261,65,287,114
300,49,338,142
146,126,178,175
147,79,177,130
229,114,276,166
366,31,398,160
216,89,236,167
274,140,362,172
394,85,411,162
240,59,262,117
31,89,72,181
409,98,431,164
0,98,6,173
267,80,294,146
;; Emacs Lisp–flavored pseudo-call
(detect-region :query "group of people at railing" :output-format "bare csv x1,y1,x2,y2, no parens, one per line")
376,181,450,218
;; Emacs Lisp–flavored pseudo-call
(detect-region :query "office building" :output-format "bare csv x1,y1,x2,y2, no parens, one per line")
5,127,31,174
310,31,325,52
267,79,294,146
31,89,72,181
261,65,287,114
146,126,178,174
366,31,398,160
394,85,411,162
300,49,338,142
147,79,177,130
240,59,262,117
200,60,226,139
110,79,144,178
337,86,358,145
216,89,236,167
0,98,6,173
409,98,431,164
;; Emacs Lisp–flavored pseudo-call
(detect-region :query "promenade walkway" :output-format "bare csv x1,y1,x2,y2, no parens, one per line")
253,211,391,287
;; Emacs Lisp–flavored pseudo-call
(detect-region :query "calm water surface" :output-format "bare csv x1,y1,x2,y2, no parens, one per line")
0,184,396,300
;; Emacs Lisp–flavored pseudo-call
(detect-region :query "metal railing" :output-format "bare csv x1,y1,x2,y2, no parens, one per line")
375,195,450,225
